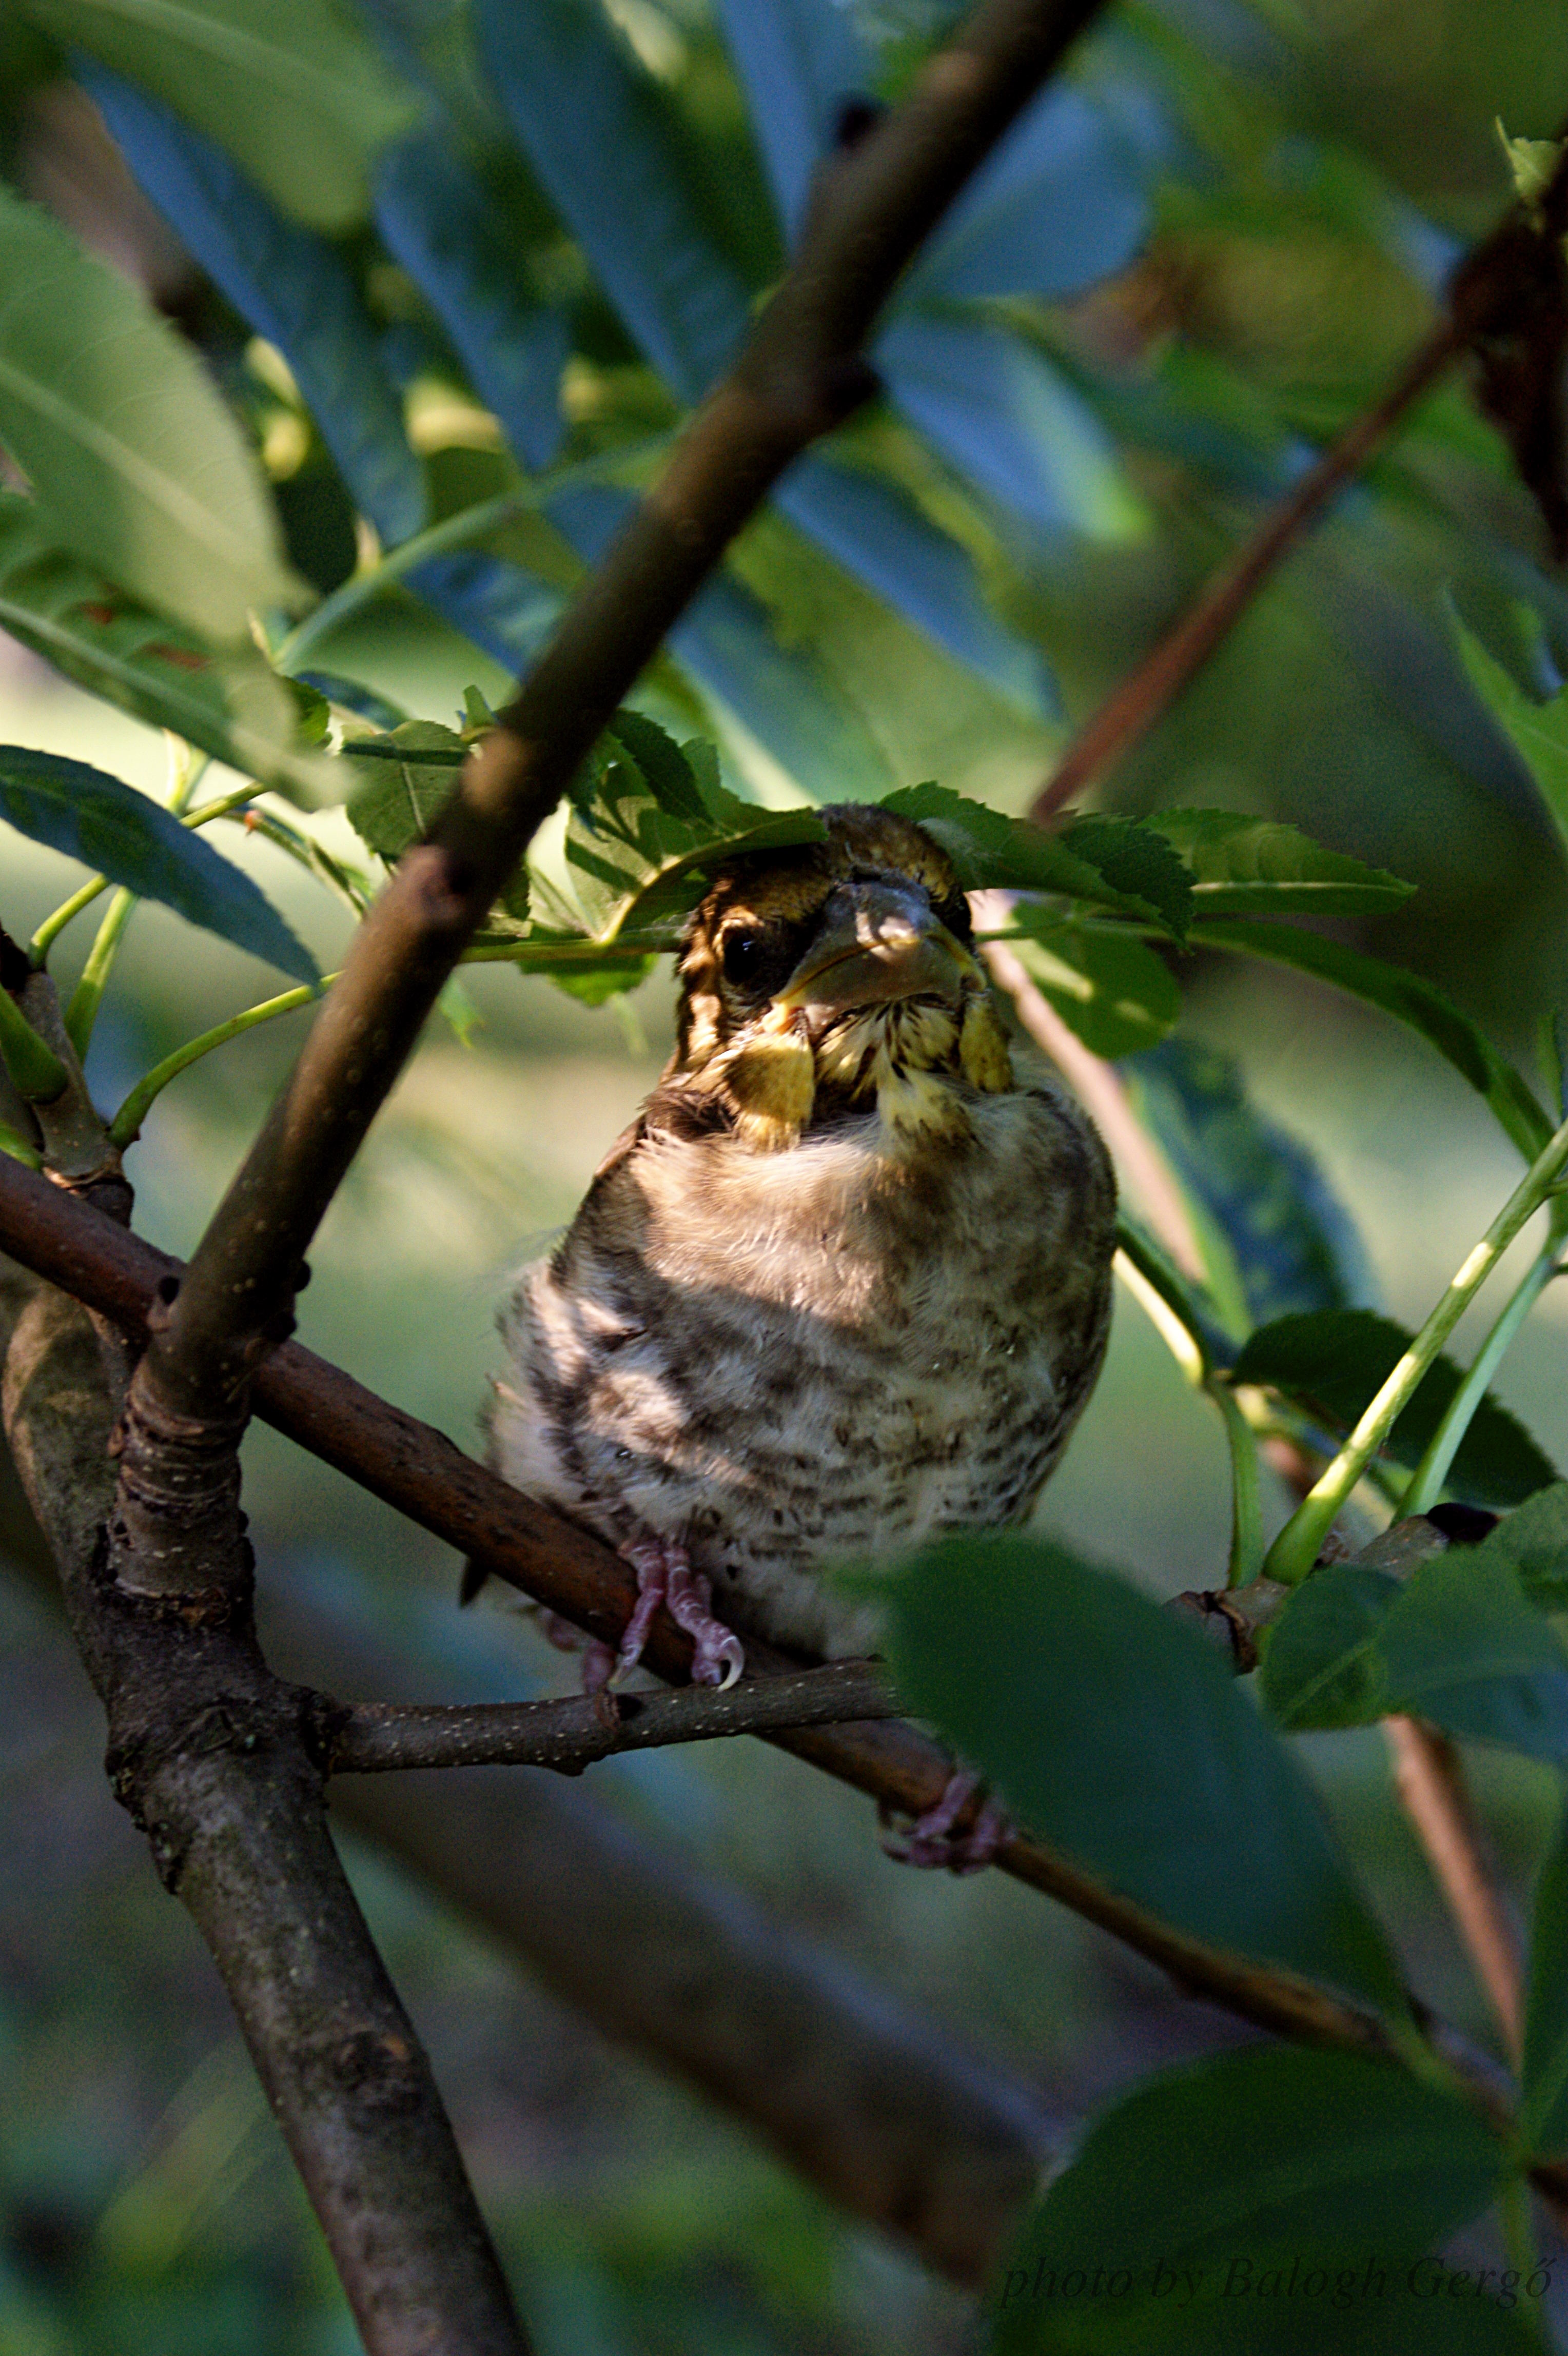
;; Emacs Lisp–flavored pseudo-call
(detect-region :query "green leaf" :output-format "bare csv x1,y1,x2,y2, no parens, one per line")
344,721,466,859
1197,920,1552,1163
1451,613,1568,859
1114,1208,1233,1372
1232,1310,1558,1509
0,746,316,983
0,500,320,797
1062,814,1194,941
1150,807,1416,916
1128,1039,1374,1340
16,0,412,233
1009,918,1180,1059
1260,1563,1402,1732
1522,1795,1568,2157
1470,1483,1568,1610
0,186,298,641
880,783,1185,931
991,2046,1510,2354
569,729,825,940
1376,1549,1568,1762
881,1530,1402,2014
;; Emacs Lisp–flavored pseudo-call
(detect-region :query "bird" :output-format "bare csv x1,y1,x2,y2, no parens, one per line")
484,801,1116,1863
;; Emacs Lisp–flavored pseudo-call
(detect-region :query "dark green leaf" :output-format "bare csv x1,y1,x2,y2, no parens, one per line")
0,183,298,640
1376,1550,1568,1762
1232,1310,1558,1509
477,0,749,403
598,712,712,828
0,745,316,983
1151,807,1416,916
881,1530,1401,2012
1010,918,1180,1058
1260,1564,1402,1732
1197,921,1553,1162
344,721,466,858
1452,612,1568,859
991,2047,1508,2355
1128,1039,1374,1339
1522,1796,1568,2157
880,783,1182,927
17,0,412,233
1470,1483,1568,1610
1062,816,1194,942
547,953,659,1006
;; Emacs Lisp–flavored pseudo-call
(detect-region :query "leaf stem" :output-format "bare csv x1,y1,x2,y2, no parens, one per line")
0,985,68,1103
1264,1111,1568,1585
64,889,134,1060
1397,1236,1564,1517
109,976,331,1148
270,443,669,676
0,1117,44,1169
1216,1380,1265,1588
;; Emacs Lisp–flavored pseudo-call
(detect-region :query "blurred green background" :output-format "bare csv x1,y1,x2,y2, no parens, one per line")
5,0,1568,2347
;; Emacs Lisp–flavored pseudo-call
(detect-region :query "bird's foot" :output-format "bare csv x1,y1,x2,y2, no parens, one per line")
881,1770,1009,1876
612,1538,746,1691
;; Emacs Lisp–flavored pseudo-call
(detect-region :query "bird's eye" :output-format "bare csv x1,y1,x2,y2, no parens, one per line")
721,930,765,986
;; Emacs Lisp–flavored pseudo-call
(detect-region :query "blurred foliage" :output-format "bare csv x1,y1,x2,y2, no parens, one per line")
4,0,1568,2350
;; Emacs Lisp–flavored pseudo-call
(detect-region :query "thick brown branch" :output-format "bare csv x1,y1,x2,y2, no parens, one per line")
0,1259,532,2356
328,1659,898,1774
141,0,1112,1428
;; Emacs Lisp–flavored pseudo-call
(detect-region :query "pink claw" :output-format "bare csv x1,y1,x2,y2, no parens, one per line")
615,1538,746,1691
883,1770,1009,1875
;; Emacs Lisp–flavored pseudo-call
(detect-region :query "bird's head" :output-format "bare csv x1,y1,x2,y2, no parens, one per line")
674,804,1014,1150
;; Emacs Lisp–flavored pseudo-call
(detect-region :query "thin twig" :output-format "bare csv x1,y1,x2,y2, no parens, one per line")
328,1659,898,1774
1385,1717,1525,2067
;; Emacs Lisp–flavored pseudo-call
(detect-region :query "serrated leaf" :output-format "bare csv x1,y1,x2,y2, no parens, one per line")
19,0,412,233
0,496,324,798
1197,920,1553,1163
344,721,465,857
1451,611,1568,860
1010,917,1179,1058
0,185,299,639
1151,807,1417,916
992,2047,1508,2355
477,0,749,404
1260,1563,1403,1732
90,70,424,547
374,129,569,475
1232,1309,1558,1510
880,782,1182,927
1128,1038,1374,1338
1522,1795,1568,2157
1061,815,1194,941
881,1530,1402,2014
0,745,316,982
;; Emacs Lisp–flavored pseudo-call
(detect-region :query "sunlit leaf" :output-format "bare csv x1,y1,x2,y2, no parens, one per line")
885,782,1185,929
0,744,316,981
18,0,412,232
0,495,323,797
1061,814,1193,940
1152,807,1416,916
0,185,299,640
344,719,466,858
1010,918,1179,1058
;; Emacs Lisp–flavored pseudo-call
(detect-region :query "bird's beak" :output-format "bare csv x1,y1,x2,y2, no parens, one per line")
773,881,977,1019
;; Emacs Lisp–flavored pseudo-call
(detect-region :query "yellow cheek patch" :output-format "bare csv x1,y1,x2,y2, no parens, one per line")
876,1063,972,1143
727,1025,815,1152
959,995,1013,1093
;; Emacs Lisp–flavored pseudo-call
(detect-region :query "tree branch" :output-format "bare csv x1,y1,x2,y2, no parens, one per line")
1025,126,1568,827
326,1660,898,1775
1385,1715,1525,2067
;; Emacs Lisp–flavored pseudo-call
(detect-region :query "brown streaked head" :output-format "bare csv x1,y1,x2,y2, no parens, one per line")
674,803,1014,1148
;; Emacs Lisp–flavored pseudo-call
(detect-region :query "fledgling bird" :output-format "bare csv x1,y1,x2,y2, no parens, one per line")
487,804,1116,1856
